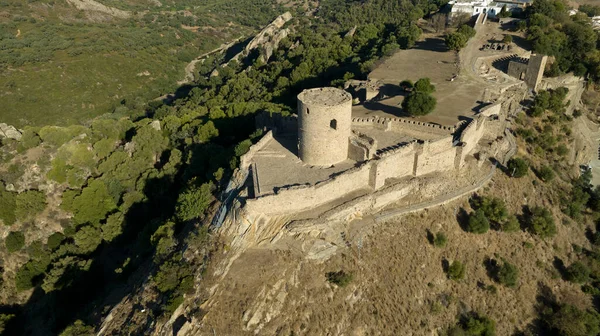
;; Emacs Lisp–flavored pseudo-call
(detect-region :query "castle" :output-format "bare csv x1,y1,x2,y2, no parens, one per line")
237,87,499,218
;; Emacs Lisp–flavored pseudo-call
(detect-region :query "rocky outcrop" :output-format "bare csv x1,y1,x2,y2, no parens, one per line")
66,0,131,19
0,123,22,140
228,12,293,64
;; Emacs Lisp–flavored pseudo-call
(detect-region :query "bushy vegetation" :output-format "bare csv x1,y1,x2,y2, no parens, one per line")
525,0,599,80
447,260,466,281
565,261,590,284
467,209,490,234
326,270,353,287
507,157,529,178
434,232,447,247
5,232,25,253
445,24,476,51
495,260,519,287
448,312,496,336
526,206,557,238
402,77,437,116
0,1,454,333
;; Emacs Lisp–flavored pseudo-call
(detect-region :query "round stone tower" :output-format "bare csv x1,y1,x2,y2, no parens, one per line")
297,87,352,166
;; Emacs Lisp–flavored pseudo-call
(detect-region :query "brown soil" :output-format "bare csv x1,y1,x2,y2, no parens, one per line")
198,172,592,335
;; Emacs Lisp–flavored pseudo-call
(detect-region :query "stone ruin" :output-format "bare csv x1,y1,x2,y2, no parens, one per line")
506,54,548,92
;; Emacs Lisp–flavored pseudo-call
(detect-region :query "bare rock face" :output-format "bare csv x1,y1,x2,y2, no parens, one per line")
0,123,22,140
150,120,161,131
65,0,131,19
228,12,293,65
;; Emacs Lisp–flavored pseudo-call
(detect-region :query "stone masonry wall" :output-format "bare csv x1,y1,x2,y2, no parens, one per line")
414,137,457,176
372,142,417,189
244,163,372,216
459,116,486,164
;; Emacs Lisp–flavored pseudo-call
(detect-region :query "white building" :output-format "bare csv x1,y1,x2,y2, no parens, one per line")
449,0,531,18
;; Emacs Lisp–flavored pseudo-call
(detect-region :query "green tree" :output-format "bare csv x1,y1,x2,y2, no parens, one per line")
449,313,496,336
565,261,590,283
502,34,513,44
5,231,25,253
537,165,555,182
546,304,600,336
472,196,508,225
175,183,214,222
467,209,490,234
528,206,557,238
445,32,468,51
413,78,436,94
457,25,476,39
507,158,529,178
402,92,437,116
434,232,447,247
326,271,353,287
399,80,414,91
73,226,103,253
0,185,16,225
496,260,519,287
501,215,520,232
15,190,47,220
46,232,65,250
498,4,510,18
68,179,117,225
59,320,94,336
447,260,466,280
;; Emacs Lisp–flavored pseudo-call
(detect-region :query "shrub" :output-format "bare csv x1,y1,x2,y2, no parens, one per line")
447,260,466,281
545,304,600,336
467,209,490,234
59,320,94,336
537,165,555,182
496,260,519,287
175,182,214,222
445,31,468,51
472,196,508,225
448,312,496,336
507,158,529,178
46,232,65,250
0,185,16,225
15,190,47,220
565,261,590,283
434,232,447,247
501,215,520,232
527,206,557,238
17,129,42,152
402,92,437,116
5,231,25,253
457,24,476,39
502,34,513,44
326,270,353,287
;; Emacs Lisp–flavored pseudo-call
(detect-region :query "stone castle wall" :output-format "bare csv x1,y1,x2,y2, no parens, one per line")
244,163,372,216
414,137,457,176
244,115,489,216
459,116,486,163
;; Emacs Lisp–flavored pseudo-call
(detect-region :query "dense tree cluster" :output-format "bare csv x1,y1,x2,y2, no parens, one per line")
524,0,600,80
445,24,476,51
